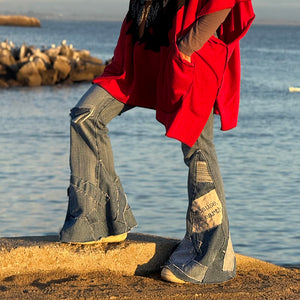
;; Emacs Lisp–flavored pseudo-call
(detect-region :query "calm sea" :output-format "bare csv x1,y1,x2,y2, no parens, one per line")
0,21,299,266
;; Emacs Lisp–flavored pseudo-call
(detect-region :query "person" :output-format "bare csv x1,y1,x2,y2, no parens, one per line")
60,0,255,284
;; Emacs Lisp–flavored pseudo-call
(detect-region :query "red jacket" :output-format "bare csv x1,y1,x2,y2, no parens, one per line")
93,0,255,146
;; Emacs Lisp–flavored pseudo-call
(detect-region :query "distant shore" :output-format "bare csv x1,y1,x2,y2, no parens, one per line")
0,15,40,27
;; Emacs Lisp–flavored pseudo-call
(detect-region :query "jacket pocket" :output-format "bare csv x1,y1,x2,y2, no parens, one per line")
189,36,228,115
156,43,195,113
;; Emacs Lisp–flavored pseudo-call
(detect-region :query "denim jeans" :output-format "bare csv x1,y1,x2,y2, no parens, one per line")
59,84,235,283
164,109,236,283
60,84,137,242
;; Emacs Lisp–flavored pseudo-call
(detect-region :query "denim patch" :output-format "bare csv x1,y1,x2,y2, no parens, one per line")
223,235,235,272
191,189,223,233
166,237,208,283
196,161,213,183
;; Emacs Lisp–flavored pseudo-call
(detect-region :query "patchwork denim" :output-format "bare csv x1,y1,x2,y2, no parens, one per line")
163,112,236,283
60,84,236,284
60,84,137,243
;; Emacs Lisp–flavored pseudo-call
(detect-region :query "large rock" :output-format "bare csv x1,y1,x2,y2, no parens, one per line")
32,57,46,73
53,55,71,81
59,42,74,58
84,61,105,76
0,234,178,278
0,234,299,300
45,47,60,61
0,48,16,65
69,69,95,82
73,49,91,60
68,59,104,82
0,63,6,75
0,78,8,87
20,44,30,60
32,51,51,66
40,69,58,86
16,61,42,86
82,56,103,65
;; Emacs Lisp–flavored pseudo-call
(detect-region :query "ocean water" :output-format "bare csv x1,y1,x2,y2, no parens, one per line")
0,21,299,266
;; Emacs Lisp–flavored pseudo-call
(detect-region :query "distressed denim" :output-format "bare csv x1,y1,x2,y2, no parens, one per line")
163,112,236,283
59,84,235,283
60,84,137,242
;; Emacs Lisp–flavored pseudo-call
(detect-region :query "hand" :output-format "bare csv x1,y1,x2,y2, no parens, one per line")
179,51,192,63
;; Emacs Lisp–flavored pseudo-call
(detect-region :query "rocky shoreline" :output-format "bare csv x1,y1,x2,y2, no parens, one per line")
0,15,40,27
0,39,107,88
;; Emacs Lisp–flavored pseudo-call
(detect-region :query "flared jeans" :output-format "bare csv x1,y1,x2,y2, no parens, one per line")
60,84,236,283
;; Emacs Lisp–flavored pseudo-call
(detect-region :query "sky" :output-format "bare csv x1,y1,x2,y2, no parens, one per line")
1,0,300,25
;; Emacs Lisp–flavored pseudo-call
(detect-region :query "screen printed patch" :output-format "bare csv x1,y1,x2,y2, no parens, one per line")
191,189,223,233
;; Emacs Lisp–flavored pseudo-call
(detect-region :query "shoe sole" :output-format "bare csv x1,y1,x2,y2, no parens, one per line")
161,268,187,284
71,233,128,245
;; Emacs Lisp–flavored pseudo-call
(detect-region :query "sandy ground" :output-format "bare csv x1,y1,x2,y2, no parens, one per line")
0,234,299,299
1,266,300,299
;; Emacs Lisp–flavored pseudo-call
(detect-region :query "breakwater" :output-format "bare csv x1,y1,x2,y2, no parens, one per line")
0,39,106,87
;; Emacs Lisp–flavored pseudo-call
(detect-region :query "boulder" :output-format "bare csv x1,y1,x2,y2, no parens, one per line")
32,51,51,66
32,57,46,72
0,63,6,75
70,59,105,80
0,40,13,50
0,78,8,87
40,69,58,86
82,56,103,65
73,49,91,60
84,61,105,76
0,48,16,65
45,48,60,62
18,44,34,61
4,63,18,79
59,41,74,58
53,55,71,81
17,61,42,86
7,78,22,87
69,68,95,82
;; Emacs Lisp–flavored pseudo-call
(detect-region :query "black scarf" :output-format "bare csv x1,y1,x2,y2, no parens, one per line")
128,0,170,28
127,0,187,51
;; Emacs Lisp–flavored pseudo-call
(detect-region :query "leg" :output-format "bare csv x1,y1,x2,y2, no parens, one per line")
60,84,137,243
162,111,235,283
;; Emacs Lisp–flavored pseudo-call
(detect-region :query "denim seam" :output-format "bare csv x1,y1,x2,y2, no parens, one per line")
96,160,120,194
94,98,122,187
70,182,107,206
93,99,111,187
94,97,117,126
200,152,229,245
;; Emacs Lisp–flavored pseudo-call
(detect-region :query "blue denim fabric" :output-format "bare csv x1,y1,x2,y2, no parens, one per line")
163,112,236,283
60,84,236,283
60,84,137,243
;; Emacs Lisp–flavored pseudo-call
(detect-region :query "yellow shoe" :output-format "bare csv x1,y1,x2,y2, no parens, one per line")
161,268,186,284
73,233,128,245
